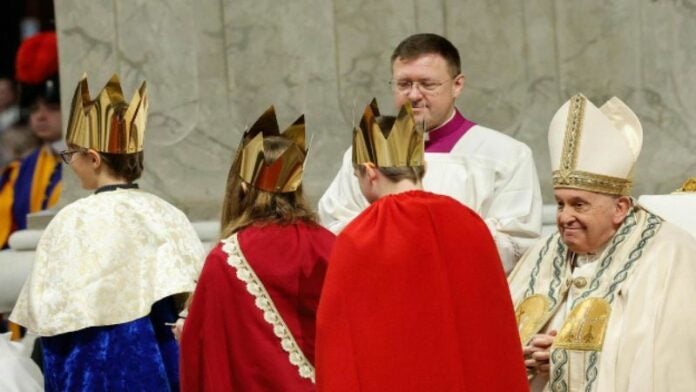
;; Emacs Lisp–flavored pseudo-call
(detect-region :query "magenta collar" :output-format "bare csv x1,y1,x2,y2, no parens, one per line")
425,110,476,153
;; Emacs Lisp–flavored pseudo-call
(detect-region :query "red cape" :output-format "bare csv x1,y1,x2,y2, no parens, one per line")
180,222,335,391
316,191,528,391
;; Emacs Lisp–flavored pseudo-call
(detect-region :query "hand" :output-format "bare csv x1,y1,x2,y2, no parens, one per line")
171,318,185,341
523,330,557,376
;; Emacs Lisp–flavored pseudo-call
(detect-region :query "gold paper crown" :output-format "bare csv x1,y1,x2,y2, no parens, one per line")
66,74,148,154
236,106,306,193
352,99,424,168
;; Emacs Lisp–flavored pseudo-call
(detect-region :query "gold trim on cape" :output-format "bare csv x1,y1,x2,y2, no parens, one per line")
553,298,611,351
515,294,553,346
221,234,316,382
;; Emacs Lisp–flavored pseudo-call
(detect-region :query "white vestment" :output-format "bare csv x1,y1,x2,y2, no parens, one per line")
319,123,542,272
508,207,696,391
10,188,205,336
0,333,42,392
638,193,696,239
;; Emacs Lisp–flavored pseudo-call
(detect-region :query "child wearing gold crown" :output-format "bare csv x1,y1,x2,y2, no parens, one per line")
314,99,529,391
179,107,334,391
9,75,205,391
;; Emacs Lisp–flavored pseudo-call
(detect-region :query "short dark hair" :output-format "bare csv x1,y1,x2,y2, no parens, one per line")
355,164,425,184
391,33,461,76
379,166,425,183
99,151,144,183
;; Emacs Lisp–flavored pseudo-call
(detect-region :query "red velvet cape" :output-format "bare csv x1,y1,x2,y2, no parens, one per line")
316,191,528,391
180,222,335,391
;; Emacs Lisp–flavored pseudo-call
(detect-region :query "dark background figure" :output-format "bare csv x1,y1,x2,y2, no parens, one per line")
0,1,59,351
0,77,20,133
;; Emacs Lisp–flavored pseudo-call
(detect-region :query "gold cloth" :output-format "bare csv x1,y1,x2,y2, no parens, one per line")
66,74,147,154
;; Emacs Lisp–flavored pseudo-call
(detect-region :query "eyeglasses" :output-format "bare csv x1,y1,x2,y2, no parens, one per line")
59,149,86,164
389,77,456,96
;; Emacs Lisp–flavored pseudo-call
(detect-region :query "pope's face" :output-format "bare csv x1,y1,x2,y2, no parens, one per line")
554,188,628,254
391,54,464,130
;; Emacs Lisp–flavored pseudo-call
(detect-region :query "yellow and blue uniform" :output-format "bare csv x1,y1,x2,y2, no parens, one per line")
0,145,62,249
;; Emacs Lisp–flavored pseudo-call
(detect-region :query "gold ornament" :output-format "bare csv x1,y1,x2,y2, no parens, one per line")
66,74,147,154
236,106,306,193
352,98,424,168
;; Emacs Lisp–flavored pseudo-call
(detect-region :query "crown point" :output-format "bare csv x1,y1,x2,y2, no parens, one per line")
237,106,307,193
138,80,147,93
66,74,148,154
77,74,89,101
359,99,378,136
368,98,380,116
263,105,277,121
396,101,413,117
282,114,306,150
353,99,423,168
247,106,280,139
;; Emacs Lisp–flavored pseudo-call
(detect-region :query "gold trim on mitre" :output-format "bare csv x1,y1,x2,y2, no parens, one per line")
553,170,633,196
550,94,643,196
66,74,147,154
236,106,306,193
352,98,424,168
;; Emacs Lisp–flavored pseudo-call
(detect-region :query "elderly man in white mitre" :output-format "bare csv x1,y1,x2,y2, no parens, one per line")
507,93,696,392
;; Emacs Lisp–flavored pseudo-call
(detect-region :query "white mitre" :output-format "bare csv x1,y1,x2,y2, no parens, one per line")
548,94,643,196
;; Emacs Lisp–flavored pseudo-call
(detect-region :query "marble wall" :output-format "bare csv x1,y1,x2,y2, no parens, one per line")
54,0,696,219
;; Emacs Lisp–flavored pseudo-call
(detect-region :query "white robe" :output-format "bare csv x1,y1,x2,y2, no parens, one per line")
508,207,696,391
10,188,205,336
318,124,543,272
0,333,42,392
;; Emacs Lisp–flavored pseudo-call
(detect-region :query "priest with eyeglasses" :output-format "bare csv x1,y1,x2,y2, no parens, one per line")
318,33,542,272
